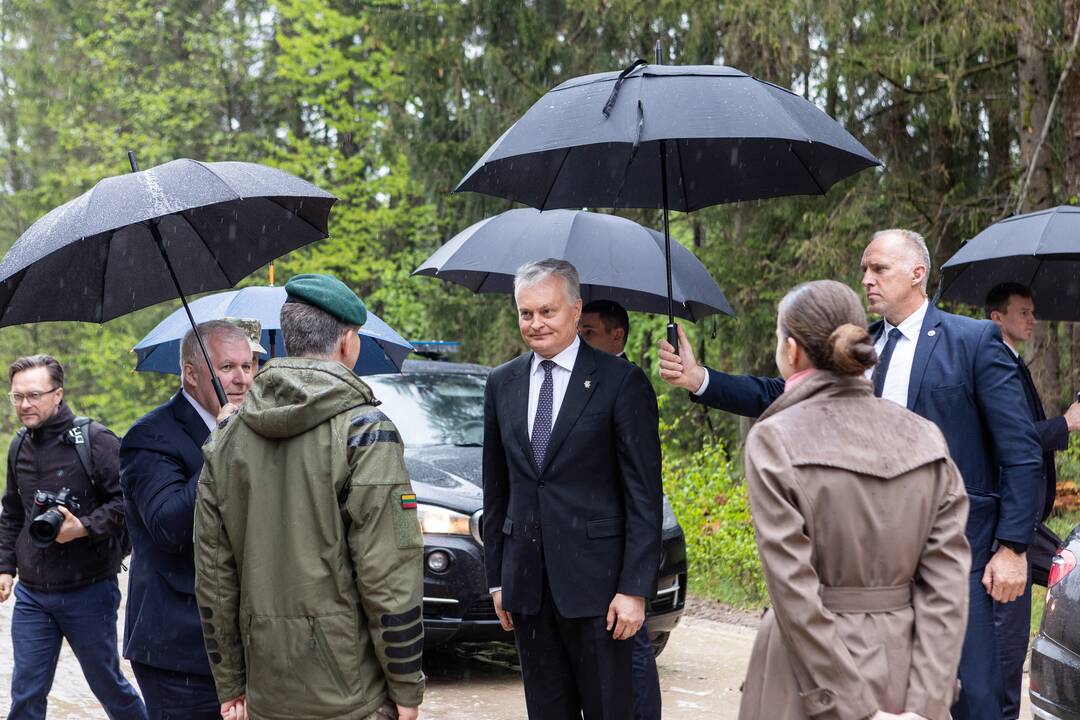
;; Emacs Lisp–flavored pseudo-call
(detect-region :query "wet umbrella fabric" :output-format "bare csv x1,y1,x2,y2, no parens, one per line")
454,62,880,343
413,208,734,322
133,286,413,375
455,64,880,211
939,205,1080,322
0,158,335,326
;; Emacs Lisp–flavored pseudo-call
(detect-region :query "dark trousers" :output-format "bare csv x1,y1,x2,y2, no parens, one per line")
631,620,661,720
8,577,147,720
130,662,219,720
993,574,1033,720
514,580,633,720
951,570,1004,720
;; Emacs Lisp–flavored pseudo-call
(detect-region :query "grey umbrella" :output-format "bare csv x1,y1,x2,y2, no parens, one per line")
413,208,733,321
0,153,336,405
940,205,1080,321
455,49,881,346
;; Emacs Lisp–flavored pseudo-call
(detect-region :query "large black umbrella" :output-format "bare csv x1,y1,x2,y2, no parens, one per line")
455,50,881,345
939,205,1080,321
0,154,336,405
413,208,733,321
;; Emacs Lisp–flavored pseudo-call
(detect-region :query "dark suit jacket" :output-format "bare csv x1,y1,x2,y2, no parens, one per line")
483,341,663,618
694,304,1042,570
1011,351,1068,521
120,392,212,675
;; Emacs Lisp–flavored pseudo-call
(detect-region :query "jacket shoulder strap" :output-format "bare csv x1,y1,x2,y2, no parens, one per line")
67,417,95,485
6,428,27,488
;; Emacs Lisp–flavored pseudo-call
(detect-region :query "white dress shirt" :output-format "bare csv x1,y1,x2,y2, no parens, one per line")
182,389,217,432
868,299,929,408
527,335,580,436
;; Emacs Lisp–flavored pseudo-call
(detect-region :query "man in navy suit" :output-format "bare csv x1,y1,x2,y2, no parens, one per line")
658,229,1043,720
120,320,256,719
985,282,1080,719
484,260,662,720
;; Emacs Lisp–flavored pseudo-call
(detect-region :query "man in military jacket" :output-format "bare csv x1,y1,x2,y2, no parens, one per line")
194,274,424,720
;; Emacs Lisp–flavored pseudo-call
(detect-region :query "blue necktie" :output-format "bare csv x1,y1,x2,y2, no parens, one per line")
872,328,903,397
532,360,555,467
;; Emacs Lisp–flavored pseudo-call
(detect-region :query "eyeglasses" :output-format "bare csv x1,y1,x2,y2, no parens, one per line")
9,387,60,405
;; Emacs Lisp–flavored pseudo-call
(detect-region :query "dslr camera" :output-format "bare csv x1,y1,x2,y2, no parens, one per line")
30,487,80,548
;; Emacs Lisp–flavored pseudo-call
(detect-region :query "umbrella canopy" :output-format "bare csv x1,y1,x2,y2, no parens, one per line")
0,158,335,325
413,208,733,321
133,286,413,375
455,64,881,211
455,58,880,346
939,205,1080,321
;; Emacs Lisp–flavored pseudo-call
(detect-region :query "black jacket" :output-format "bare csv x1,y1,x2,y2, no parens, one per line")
0,403,126,590
482,340,663,618
1012,352,1069,521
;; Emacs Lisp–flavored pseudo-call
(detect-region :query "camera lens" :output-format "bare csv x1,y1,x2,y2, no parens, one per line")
29,508,64,548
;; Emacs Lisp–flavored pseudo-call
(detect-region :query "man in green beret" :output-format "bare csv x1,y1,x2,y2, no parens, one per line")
194,274,425,720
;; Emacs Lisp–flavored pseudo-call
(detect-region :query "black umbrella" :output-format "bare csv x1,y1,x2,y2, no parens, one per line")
939,205,1080,321
0,153,336,405
413,208,733,321
455,46,881,346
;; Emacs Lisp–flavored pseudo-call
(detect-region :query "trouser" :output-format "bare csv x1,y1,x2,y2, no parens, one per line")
631,619,661,720
130,662,219,720
8,577,147,720
513,577,633,720
993,573,1033,720
951,570,1004,720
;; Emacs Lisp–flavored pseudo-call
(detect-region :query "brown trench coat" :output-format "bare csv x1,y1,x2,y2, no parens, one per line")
738,371,971,720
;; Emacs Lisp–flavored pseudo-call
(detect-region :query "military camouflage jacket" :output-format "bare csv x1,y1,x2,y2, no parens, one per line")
195,357,425,719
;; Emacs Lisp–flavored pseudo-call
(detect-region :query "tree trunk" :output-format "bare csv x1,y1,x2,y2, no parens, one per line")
1018,7,1061,413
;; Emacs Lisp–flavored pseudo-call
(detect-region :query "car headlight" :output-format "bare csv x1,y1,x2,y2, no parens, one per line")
417,503,472,536
662,496,678,531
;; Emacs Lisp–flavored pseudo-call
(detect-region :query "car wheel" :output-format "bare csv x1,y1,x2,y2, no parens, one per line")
651,631,670,657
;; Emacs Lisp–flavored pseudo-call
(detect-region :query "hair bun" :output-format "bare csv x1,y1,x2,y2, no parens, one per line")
826,323,876,375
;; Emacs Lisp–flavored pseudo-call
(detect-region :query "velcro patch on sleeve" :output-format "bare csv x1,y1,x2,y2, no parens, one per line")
400,493,417,509
350,410,390,426
381,605,422,627
348,429,401,448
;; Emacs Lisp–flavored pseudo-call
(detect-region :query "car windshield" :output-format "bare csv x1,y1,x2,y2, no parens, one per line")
364,372,486,447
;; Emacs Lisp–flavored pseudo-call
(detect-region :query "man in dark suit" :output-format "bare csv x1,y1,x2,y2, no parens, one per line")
985,282,1080,719
579,298,661,720
120,320,257,719
484,259,663,720
658,229,1043,720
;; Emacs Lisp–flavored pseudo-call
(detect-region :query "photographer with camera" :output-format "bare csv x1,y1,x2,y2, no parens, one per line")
0,354,146,719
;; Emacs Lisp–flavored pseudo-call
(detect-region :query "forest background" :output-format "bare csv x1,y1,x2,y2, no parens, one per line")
1,0,1080,606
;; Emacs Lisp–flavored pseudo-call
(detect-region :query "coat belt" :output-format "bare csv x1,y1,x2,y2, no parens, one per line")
820,583,913,613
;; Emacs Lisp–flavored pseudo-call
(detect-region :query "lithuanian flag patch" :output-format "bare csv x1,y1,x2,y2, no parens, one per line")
400,493,417,510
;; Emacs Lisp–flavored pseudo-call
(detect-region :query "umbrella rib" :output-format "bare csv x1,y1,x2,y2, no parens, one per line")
263,196,330,239
181,211,235,285
538,148,573,211
789,142,828,195
188,159,245,201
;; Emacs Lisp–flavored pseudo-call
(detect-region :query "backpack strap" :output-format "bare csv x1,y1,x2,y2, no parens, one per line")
6,428,27,489
67,417,95,486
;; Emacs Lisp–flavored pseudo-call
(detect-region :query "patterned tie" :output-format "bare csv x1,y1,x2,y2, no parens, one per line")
531,360,555,468
872,328,903,398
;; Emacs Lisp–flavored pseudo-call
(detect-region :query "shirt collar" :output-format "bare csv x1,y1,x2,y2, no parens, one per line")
181,389,217,432
532,334,581,375
884,299,929,341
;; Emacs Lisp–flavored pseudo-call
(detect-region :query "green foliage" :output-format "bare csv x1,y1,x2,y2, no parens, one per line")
662,431,768,607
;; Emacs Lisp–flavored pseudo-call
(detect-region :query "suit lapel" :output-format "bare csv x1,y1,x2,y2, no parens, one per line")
907,304,943,409
171,392,212,447
539,342,599,475
504,354,535,473
1015,355,1045,421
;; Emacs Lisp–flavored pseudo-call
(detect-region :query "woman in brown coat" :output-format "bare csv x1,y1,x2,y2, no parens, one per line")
738,280,970,720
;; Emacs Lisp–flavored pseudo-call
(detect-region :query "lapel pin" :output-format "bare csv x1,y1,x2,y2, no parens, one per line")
584,380,592,389
928,330,937,337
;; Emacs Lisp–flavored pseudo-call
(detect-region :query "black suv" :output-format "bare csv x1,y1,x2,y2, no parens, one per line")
364,359,688,655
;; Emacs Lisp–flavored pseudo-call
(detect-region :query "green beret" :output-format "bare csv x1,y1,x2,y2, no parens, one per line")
284,274,367,326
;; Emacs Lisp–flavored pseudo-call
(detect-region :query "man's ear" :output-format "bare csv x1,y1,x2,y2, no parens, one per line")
911,263,927,287
989,309,1003,323
614,327,627,345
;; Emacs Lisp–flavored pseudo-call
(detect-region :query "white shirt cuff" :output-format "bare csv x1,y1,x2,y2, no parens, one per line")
489,587,502,594
691,369,709,396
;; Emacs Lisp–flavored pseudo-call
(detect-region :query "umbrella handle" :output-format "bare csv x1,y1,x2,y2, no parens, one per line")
667,323,679,351
147,220,229,409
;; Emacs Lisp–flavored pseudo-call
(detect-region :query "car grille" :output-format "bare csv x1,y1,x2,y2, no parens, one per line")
648,575,683,613
463,595,498,621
